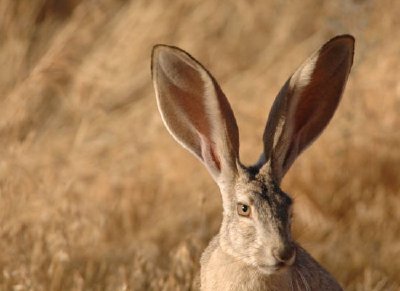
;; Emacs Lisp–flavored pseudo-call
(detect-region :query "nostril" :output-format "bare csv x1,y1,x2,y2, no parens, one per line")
273,246,296,265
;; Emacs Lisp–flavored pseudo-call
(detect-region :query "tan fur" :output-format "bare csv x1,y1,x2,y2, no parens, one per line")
152,35,354,290
198,167,343,291
201,235,342,291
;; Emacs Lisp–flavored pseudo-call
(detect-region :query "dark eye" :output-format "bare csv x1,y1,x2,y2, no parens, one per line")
237,203,251,217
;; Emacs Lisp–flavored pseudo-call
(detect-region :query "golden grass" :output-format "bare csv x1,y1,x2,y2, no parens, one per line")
0,0,399,290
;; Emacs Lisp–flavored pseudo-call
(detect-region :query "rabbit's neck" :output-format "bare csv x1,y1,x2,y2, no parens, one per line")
200,235,292,291
199,235,342,291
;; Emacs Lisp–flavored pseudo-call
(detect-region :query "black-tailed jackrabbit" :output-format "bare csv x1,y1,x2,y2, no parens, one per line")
151,35,354,290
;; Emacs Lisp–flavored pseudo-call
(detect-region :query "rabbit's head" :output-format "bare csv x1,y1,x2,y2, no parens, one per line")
151,35,354,274
216,163,295,275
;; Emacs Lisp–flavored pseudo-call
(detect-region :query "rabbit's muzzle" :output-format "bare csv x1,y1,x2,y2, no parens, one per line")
273,245,296,267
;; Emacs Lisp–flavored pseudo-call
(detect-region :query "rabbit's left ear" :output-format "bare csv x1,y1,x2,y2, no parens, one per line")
261,35,355,183
151,45,240,184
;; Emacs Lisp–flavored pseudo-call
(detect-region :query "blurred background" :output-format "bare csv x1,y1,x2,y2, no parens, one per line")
1,0,399,290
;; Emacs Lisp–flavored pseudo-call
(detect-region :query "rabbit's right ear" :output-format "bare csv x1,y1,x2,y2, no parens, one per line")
260,35,354,184
151,45,240,184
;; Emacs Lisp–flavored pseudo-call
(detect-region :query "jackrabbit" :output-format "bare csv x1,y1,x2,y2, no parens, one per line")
151,35,354,290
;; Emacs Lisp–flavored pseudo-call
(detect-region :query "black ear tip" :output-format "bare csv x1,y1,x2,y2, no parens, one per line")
326,34,355,53
336,34,355,43
328,34,355,43
337,34,355,50
320,34,355,66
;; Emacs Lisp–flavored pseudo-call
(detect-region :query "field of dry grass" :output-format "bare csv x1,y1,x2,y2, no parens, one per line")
0,0,399,290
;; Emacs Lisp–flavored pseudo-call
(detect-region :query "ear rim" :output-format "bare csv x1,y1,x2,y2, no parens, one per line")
151,44,240,183
259,34,355,183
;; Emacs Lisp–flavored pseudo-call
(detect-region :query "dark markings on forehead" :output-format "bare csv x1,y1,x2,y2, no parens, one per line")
271,182,293,206
240,167,293,235
248,173,292,202
241,166,293,207
248,176,293,223
255,184,292,208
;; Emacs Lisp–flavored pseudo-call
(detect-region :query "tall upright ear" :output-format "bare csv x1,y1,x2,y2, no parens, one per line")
151,45,240,184
261,35,355,183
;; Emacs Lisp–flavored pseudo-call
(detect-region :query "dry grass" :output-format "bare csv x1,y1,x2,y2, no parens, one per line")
0,0,399,290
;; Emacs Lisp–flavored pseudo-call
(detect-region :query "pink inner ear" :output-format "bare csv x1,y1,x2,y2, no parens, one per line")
161,53,224,173
291,42,351,152
273,38,353,178
155,46,240,179
200,134,221,172
210,144,221,171
160,54,213,138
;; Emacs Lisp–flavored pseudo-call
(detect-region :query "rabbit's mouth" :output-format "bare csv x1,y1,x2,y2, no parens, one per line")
257,260,293,275
256,247,296,275
257,263,283,275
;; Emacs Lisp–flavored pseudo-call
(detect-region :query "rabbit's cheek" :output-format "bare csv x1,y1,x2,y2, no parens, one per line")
232,221,256,249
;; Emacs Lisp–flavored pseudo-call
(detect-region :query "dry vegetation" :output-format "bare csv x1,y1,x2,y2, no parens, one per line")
0,0,399,290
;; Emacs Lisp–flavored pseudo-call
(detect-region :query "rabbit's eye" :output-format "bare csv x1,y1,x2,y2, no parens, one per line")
237,203,251,217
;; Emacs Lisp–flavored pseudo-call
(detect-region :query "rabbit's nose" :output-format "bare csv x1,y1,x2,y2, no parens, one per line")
273,246,296,266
